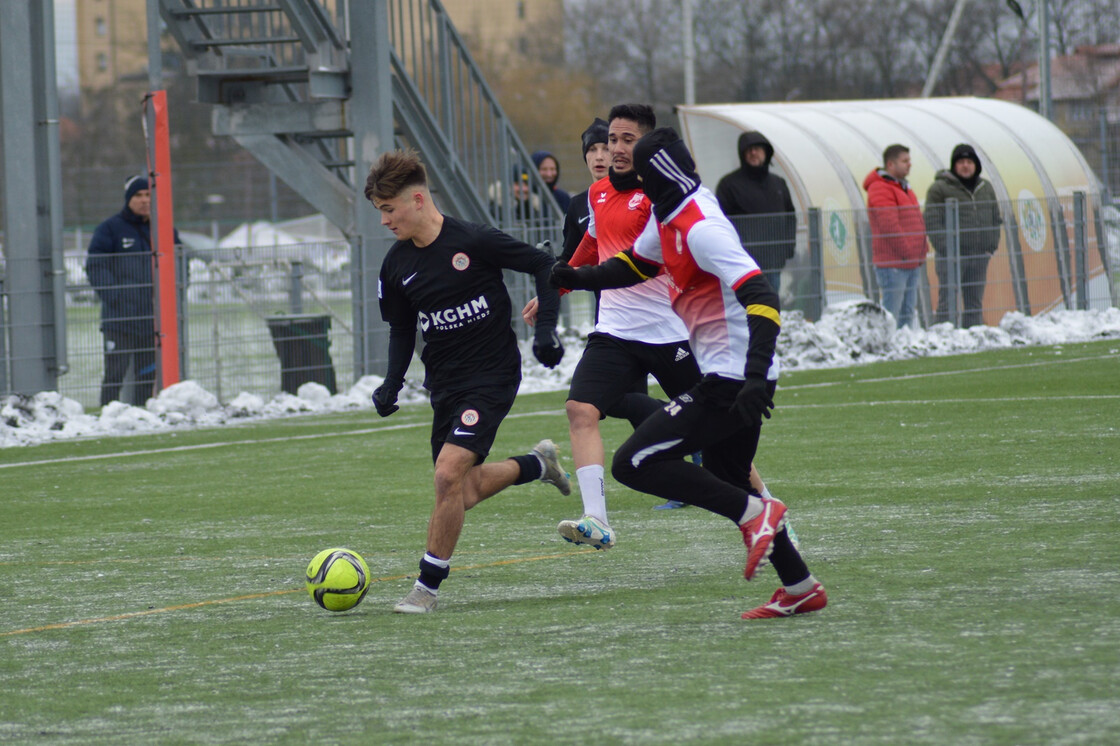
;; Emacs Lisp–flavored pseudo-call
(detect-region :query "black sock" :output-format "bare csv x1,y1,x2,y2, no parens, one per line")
511,453,543,485
769,529,810,587
418,554,450,590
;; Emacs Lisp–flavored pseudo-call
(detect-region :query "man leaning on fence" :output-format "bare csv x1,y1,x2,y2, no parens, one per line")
85,175,179,407
924,144,1002,328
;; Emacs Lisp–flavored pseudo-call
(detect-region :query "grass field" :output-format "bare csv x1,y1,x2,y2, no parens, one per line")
2,341,1119,745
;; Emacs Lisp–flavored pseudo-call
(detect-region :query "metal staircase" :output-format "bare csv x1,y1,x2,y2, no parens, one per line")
160,0,556,232
158,0,558,374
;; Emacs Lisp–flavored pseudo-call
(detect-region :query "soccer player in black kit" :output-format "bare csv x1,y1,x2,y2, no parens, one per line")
365,150,569,614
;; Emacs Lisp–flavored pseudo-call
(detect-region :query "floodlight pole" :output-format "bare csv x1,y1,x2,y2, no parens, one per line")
922,0,968,97
682,0,695,105
1038,0,1053,120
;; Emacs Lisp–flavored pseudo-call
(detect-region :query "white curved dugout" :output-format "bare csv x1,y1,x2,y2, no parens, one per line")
678,97,1115,322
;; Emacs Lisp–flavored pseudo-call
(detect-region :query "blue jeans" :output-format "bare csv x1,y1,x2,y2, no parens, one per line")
875,266,922,328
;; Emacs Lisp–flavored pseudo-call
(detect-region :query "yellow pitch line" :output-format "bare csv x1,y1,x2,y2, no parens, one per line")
0,549,594,637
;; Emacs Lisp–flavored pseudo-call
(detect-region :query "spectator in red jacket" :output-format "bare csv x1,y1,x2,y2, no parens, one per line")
863,144,927,328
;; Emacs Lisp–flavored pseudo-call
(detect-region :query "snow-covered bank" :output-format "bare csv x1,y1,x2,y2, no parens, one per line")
3,303,1118,448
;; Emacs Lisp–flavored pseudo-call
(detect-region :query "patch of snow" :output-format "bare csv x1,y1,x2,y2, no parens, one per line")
2,306,1118,448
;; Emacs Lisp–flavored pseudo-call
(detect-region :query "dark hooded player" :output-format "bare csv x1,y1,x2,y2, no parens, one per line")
549,128,828,620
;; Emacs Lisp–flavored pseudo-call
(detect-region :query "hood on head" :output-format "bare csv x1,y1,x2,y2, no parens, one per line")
950,143,981,178
530,150,559,186
633,127,700,221
738,130,774,169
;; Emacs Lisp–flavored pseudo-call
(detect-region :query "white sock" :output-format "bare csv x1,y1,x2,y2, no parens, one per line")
759,485,774,500
423,552,449,569
738,495,764,525
576,464,608,524
415,580,438,595
785,575,818,596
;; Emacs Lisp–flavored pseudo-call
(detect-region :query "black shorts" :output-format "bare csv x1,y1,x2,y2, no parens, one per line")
428,381,520,464
567,332,700,417
613,375,779,492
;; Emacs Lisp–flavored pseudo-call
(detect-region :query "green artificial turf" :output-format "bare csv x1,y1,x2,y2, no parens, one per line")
2,340,1118,744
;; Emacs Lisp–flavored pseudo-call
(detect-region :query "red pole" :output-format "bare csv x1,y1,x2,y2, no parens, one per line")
147,89,181,388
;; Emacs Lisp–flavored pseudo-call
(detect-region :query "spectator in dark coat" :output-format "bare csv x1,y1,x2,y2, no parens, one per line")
85,175,180,406
924,143,1002,328
532,150,572,214
715,131,797,293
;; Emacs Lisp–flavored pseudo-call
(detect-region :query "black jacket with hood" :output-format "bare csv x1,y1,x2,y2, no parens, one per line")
924,144,1002,258
714,131,797,272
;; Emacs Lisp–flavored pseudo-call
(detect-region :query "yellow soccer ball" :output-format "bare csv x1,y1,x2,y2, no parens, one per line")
305,548,371,612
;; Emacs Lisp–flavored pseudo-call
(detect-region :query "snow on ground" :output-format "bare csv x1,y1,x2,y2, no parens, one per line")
3,302,1119,448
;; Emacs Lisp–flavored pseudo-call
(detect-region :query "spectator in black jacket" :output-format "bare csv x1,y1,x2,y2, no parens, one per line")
715,131,797,294
85,175,180,407
924,143,1002,327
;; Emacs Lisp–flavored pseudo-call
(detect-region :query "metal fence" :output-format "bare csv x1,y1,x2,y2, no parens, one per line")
2,193,1116,409
735,193,1116,329
35,216,582,410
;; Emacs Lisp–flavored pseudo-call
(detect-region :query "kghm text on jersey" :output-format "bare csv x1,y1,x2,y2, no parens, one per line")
417,295,491,331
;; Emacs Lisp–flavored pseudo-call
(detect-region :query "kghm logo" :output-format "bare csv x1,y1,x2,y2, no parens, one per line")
417,295,491,332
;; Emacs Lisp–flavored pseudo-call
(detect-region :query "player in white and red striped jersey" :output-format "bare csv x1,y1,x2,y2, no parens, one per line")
549,128,826,620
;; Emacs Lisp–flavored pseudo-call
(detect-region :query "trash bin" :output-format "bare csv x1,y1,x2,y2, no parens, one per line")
266,314,338,395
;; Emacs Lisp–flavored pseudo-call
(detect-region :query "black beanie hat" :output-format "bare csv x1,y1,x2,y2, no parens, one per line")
633,127,700,222
950,144,981,177
124,174,149,204
581,117,609,158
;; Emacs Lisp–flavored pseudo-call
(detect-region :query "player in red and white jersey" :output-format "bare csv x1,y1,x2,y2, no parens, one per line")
550,105,702,550
550,128,826,620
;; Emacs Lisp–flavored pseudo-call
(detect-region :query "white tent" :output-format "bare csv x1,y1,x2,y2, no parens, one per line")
218,221,304,251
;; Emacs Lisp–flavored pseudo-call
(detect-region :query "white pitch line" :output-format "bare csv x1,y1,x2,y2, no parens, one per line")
779,352,1117,390
778,394,1120,410
0,409,567,471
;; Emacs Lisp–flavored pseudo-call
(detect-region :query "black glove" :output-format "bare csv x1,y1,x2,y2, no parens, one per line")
549,261,585,290
731,375,773,427
372,378,403,417
532,328,564,369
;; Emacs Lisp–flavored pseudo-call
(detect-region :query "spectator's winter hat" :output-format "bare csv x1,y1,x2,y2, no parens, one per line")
951,144,981,176
633,127,700,222
124,175,149,204
580,117,609,158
